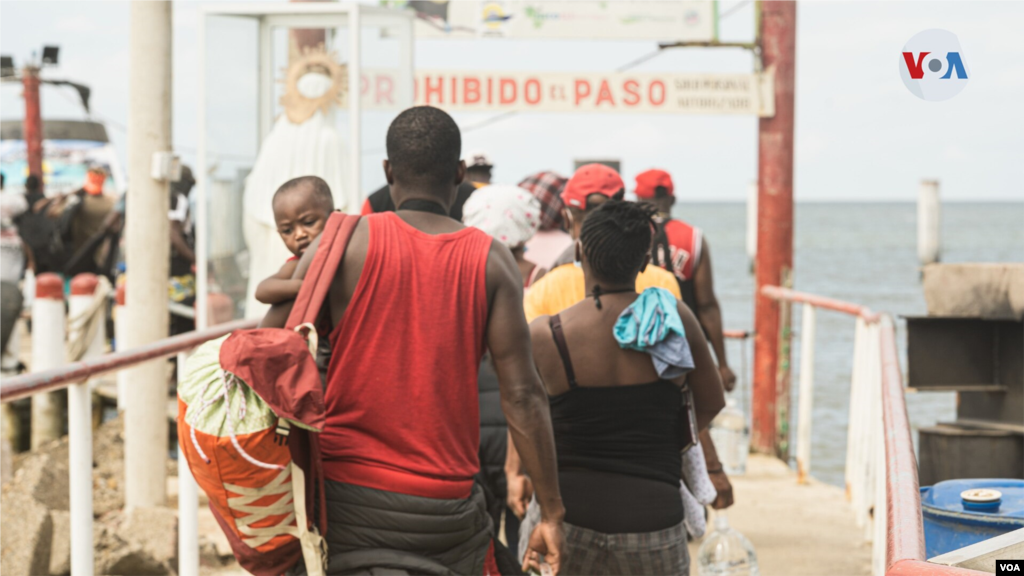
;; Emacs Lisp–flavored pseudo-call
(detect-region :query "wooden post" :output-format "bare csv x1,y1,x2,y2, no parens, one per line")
752,0,797,456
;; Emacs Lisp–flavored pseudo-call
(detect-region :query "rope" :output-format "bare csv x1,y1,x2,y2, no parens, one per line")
66,276,112,362
187,370,285,471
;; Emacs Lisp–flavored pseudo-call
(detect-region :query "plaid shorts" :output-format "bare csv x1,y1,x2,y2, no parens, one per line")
519,499,690,575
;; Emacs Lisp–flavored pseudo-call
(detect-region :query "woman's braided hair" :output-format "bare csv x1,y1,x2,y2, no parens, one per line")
580,200,658,285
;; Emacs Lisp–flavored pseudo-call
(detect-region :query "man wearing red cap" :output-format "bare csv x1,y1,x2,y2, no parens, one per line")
633,168,736,393
521,164,681,323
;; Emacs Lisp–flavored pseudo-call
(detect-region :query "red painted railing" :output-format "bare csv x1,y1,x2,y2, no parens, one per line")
761,286,988,576
0,318,258,403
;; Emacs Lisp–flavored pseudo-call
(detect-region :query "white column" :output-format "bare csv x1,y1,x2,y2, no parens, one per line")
124,0,172,509
795,303,816,484
917,179,941,266
177,352,199,576
30,273,65,449
66,273,101,575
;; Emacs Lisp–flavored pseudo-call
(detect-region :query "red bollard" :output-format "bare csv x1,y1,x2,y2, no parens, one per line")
30,273,65,449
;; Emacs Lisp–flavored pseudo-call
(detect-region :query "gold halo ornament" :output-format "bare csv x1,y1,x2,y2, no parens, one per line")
278,45,349,125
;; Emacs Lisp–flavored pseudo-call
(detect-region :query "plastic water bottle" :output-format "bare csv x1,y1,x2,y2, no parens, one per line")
697,512,760,576
709,397,750,475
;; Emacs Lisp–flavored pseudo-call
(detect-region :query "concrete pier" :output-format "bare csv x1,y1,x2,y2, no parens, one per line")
690,454,872,576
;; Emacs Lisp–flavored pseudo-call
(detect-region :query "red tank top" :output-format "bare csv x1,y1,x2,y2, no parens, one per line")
322,212,493,499
661,218,703,281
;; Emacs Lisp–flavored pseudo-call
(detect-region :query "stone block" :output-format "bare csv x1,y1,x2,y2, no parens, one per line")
0,489,54,576
48,509,71,575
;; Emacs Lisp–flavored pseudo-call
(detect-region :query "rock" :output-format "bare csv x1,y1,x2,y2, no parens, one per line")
0,487,54,576
49,510,71,576
103,548,171,576
117,506,178,571
94,511,174,576
11,437,69,511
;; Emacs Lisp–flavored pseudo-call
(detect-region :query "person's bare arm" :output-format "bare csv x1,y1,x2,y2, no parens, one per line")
255,259,303,305
700,429,734,509
259,235,322,328
170,220,195,265
693,241,736,392
505,428,534,519
678,300,725,431
486,242,565,573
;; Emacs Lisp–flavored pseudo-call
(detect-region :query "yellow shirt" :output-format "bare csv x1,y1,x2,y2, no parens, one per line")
524,263,682,323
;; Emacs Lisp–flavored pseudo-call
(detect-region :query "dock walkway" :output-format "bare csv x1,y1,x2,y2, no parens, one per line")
689,454,872,576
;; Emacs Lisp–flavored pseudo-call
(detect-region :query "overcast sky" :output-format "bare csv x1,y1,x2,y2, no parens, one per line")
2,1,1022,201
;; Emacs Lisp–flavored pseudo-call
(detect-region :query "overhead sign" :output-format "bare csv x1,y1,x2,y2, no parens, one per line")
381,70,775,116
392,1,717,43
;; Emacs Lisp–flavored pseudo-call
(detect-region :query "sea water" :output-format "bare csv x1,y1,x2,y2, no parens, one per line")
675,201,1024,488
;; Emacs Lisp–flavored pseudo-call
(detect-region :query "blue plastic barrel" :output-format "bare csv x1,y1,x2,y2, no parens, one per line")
920,479,1024,558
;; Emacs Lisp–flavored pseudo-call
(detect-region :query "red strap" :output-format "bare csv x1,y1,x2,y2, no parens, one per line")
285,213,361,329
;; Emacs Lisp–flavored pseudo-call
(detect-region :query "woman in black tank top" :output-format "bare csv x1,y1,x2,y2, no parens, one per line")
520,201,726,575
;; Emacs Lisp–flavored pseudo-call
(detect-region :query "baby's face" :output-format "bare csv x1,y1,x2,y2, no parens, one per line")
273,186,329,257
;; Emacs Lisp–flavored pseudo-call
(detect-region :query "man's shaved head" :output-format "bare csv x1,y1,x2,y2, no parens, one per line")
385,106,462,189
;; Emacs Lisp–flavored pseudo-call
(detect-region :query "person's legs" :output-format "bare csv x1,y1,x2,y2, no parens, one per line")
0,282,23,355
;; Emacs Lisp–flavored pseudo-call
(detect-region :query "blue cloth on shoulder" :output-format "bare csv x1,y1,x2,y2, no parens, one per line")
613,287,695,379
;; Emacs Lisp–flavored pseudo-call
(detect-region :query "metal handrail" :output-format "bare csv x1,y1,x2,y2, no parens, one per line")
761,286,988,576
0,318,258,403
761,285,881,322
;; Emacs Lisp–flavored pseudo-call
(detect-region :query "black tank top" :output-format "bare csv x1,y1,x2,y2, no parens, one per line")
547,315,684,533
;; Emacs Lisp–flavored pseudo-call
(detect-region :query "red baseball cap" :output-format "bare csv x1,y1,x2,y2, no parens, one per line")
561,164,625,209
634,169,674,199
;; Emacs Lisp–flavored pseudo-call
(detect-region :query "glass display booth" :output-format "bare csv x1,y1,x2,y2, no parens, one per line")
196,3,414,323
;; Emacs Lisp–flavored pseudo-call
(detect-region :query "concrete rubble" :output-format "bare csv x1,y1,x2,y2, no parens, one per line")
0,413,235,575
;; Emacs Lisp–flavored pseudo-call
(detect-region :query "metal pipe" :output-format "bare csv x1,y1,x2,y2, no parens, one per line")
125,0,173,509
752,0,796,456
67,274,102,575
1,319,257,403
22,65,44,192
795,303,815,483
879,315,926,568
348,3,362,212
762,285,880,322
177,352,199,576
30,273,64,448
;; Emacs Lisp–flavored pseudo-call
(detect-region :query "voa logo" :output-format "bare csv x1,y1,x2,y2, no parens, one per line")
900,29,970,101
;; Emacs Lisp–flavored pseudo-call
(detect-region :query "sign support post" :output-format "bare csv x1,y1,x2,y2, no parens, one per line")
752,0,797,457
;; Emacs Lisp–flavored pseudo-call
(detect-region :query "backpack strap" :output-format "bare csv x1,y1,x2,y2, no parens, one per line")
285,213,361,329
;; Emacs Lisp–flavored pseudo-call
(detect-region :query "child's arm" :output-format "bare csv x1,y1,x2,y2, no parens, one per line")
255,259,303,305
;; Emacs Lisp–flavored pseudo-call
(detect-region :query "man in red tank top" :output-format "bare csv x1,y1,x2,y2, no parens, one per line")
267,106,565,575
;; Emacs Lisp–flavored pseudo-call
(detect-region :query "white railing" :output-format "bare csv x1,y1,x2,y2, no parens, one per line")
762,286,987,576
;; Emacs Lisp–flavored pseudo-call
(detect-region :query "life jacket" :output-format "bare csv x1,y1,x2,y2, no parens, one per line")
177,213,359,576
